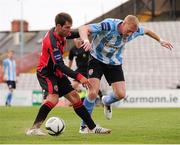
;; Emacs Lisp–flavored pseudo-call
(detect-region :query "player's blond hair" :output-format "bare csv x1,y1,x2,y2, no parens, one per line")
124,15,139,28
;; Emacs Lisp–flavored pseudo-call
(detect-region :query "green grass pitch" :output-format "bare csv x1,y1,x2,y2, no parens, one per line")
0,106,180,144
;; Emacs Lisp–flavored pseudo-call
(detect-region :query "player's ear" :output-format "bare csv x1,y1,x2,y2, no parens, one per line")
56,24,62,30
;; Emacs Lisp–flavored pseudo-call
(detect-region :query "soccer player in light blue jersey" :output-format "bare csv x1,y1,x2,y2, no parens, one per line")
78,15,173,133
3,50,16,106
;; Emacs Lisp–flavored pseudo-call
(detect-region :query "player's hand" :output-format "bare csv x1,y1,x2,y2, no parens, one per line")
79,76,92,89
74,38,82,48
160,39,173,50
81,39,92,51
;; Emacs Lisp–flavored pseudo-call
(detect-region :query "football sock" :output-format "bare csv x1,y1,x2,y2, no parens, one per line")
33,101,54,128
103,92,119,105
81,97,95,126
6,92,12,105
83,97,95,114
73,101,96,130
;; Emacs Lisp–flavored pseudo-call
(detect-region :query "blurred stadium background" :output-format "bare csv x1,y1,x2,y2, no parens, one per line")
0,0,180,107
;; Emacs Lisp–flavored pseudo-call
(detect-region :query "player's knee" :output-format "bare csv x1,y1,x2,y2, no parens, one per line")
68,91,82,105
88,90,98,100
72,97,81,105
46,94,59,105
115,91,126,100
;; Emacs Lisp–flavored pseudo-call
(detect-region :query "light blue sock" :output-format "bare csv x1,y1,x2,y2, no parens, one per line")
81,97,95,127
103,92,119,105
6,92,12,105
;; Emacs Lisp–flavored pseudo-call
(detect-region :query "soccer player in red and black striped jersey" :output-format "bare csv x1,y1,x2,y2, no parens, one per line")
26,12,111,135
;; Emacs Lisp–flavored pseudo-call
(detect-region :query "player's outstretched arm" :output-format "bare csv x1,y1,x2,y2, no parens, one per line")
159,38,173,50
144,27,173,50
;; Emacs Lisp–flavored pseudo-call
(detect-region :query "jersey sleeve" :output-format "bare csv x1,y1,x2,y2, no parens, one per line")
127,26,145,41
131,26,145,38
66,31,80,39
52,48,82,81
89,18,114,33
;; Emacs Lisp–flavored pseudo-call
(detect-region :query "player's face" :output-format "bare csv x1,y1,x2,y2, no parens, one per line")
57,21,72,37
122,23,138,37
8,51,14,59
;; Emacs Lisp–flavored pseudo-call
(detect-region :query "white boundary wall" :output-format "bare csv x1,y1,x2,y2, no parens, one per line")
0,89,180,107
113,89,180,108
0,90,32,106
0,90,42,106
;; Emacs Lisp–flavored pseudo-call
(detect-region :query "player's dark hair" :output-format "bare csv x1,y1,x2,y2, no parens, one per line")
55,12,72,26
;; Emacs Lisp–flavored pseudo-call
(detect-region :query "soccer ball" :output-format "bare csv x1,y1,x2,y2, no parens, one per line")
45,116,65,136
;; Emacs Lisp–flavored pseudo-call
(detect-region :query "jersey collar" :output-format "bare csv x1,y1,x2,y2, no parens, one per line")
115,20,123,36
52,27,64,42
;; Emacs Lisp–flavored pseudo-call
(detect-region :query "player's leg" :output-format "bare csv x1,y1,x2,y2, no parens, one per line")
102,64,126,120
76,69,89,102
8,81,16,106
60,76,110,134
65,90,96,129
65,89,111,134
81,78,100,127
81,57,103,128
71,80,87,103
26,74,59,136
26,93,58,136
95,89,103,106
5,81,13,106
103,81,126,105
5,90,12,106
55,75,95,130
58,75,97,130
102,81,126,119
32,94,58,129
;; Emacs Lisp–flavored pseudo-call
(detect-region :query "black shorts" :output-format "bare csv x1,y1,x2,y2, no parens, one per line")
73,67,88,83
7,81,16,89
88,57,125,85
37,72,74,98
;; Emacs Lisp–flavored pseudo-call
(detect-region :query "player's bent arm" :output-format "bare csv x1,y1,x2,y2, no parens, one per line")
51,44,83,81
58,63,91,89
66,31,80,39
78,25,92,51
78,25,91,41
56,60,79,80
77,74,92,89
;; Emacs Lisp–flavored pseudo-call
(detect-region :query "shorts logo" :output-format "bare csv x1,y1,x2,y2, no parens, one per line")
83,54,86,58
88,69,93,76
8,85,12,89
54,85,58,92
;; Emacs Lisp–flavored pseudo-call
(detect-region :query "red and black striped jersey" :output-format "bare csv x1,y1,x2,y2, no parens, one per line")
37,28,83,81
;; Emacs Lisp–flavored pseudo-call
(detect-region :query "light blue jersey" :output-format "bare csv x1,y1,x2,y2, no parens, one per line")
89,18,145,65
3,58,16,81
